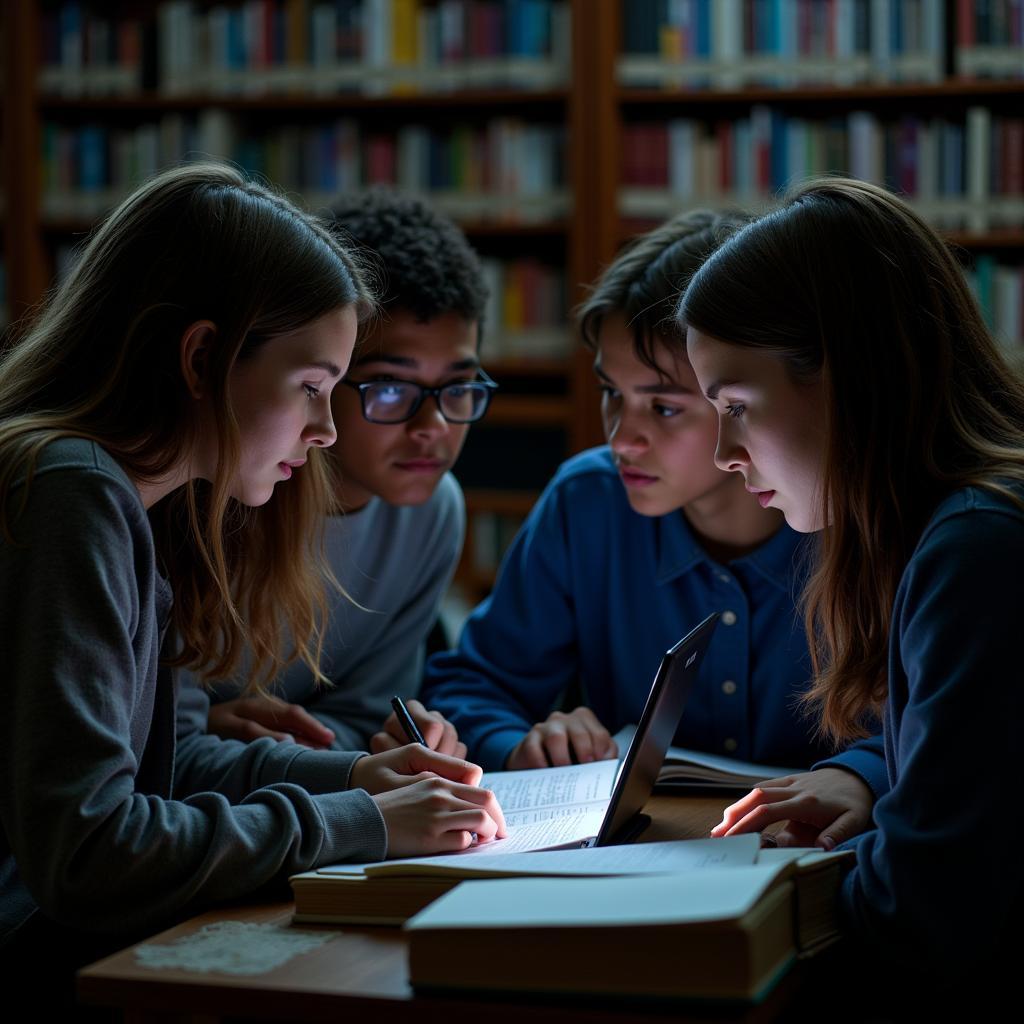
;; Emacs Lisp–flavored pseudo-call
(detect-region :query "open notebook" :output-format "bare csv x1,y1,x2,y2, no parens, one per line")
612,724,801,793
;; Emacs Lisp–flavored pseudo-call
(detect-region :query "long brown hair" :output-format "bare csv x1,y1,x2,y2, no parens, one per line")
681,178,1024,742
0,163,374,690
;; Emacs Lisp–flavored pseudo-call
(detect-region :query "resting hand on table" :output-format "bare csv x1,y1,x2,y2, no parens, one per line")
350,745,507,858
370,698,467,758
506,706,619,770
710,767,874,850
207,695,335,749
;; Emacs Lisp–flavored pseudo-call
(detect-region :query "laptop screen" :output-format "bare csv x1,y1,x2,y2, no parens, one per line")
594,611,720,846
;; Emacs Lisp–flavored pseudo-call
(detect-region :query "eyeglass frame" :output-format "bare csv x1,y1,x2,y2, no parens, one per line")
340,368,499,425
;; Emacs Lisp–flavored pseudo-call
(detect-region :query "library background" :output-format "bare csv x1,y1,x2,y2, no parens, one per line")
1,0,1022,605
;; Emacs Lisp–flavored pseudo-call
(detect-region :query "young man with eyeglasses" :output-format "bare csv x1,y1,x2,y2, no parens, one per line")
183,190,492,753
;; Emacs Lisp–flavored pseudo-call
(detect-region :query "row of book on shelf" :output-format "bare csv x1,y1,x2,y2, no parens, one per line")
33,0,1024,101
38,0,570,98
40,114,567,224
479,259,568,358
46,229,567,356
37,224,1024,360
469,510,527,575
621,109,1024,231
620,0,1023,88
968,255,1024,350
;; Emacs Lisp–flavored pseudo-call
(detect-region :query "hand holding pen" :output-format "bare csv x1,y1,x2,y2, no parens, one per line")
349,698,507,857
371,696,468,759
390,696,428,745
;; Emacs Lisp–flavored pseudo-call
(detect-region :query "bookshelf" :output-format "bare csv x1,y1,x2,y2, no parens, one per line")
612,0,1024,351
0,5,5,332
0,0,609,604
2,1,1023,599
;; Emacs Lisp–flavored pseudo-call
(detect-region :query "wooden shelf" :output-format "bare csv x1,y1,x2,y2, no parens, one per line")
619,79,1024,108
483,394,569,426
945,229,1024,250
487,356,571,378
37,88,569,114
454,564,498,594
464,489,540,516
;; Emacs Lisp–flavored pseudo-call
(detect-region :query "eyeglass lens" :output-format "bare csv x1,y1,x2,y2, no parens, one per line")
362,381,489,423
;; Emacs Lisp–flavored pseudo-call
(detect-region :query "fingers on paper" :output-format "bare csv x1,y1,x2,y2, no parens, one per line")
710,779,798,836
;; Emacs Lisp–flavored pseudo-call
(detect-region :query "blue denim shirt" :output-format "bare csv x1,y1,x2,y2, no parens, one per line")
427,447,885,790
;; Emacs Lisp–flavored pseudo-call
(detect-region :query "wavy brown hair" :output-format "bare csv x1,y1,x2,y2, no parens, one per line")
577,208,749,372
0,163,373,690
680,178,1024,743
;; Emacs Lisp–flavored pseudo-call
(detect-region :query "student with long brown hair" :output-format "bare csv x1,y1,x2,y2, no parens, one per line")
681,177,1024,983
0,164,504,999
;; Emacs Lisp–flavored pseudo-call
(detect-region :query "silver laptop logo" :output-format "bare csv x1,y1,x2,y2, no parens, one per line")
685,651,697,668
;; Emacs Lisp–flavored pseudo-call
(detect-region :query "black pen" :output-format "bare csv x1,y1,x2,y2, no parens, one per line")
390,695,427,746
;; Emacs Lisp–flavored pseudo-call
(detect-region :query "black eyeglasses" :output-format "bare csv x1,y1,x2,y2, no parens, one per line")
341,370,498,425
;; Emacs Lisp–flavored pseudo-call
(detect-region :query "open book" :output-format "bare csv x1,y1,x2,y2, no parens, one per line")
291,835,762,925
405,847,853,1003
613,725,801,792
292,759,640,924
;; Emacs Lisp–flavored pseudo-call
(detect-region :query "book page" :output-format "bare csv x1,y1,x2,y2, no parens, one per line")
458,808,610,854
613,725,799,782
368,834,761,878
480,760,619,813
758,847,856,869
503,799,610,828
313,807,611,877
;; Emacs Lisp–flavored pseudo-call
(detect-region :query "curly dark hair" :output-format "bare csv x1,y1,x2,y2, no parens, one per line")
326,189,488,325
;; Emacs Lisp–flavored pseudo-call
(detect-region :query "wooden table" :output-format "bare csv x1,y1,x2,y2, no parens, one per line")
77,795,806,1024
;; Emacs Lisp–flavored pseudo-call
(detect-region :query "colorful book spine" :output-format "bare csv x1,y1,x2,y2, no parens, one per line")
965,256,1024,349
619,109,1024,232
480,257,568,358
37,1,569,97
618,0,943,89
956,0,1024,78
39,116,568,225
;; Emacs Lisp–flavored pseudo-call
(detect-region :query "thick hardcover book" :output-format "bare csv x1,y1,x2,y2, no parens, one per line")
405,864,800,1003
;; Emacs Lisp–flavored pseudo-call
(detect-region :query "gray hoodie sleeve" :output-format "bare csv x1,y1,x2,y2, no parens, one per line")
0,449,386,941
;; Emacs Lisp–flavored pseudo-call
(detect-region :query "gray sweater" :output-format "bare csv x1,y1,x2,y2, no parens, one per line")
0,439,387,944
180,472,465,750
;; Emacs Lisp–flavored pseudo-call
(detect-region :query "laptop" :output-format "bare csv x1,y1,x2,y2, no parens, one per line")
586,610,720,847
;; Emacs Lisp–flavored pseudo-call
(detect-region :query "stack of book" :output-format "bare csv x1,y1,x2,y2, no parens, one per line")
292,835,764,925
405,848,852,1003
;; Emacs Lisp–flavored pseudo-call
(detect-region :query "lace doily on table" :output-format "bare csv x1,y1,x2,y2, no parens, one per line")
134,920,335,975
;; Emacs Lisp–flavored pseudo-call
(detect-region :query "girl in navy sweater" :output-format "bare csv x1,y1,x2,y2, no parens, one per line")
682,177,1024,989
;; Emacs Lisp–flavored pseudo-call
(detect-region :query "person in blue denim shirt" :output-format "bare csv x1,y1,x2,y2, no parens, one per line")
685,178,1024,990
410,210,885,837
